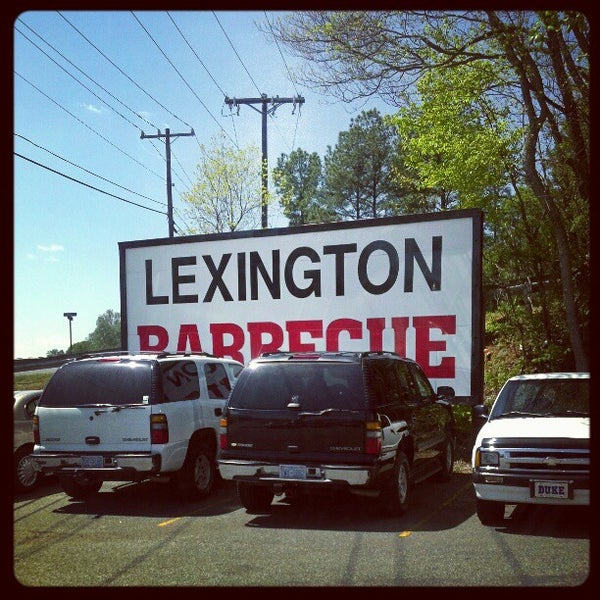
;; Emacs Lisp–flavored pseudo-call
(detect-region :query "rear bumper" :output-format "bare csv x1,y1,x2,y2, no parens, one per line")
33,452,162,479
218,459,375,487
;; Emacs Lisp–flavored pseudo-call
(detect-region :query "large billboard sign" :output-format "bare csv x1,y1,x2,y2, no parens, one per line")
120,209,483,403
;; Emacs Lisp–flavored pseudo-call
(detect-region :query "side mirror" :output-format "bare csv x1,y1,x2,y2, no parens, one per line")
471,404,489,434
437,385,455,400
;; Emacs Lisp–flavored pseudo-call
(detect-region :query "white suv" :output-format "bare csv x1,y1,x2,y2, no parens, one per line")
32,352,243,500
471,372,590,525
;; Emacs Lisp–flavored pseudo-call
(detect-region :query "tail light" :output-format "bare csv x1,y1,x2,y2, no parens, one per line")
150,414,168,444
219,417,228,449
33,415,40,445
365,421,382,455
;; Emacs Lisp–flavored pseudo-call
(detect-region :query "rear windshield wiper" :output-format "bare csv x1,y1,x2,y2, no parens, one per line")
110,404,146,412
76,403,145,414
75,403,145,410
298,408,360,417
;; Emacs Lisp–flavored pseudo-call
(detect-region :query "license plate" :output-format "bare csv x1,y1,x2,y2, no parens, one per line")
279,464,306,479
531,480,570,499
81,455,103,468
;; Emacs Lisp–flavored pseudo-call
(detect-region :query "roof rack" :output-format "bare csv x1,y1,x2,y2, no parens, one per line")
257,350,405,361
153,351,216,359
74,350,131,361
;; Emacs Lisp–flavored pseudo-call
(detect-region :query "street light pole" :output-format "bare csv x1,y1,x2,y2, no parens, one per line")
63,312,77,352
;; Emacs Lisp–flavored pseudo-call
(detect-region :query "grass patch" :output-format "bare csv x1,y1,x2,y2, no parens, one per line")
14,371,54,391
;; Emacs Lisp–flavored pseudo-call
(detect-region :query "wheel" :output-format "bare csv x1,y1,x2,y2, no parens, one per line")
381,451,410,516
59,473,102,499
435,435,455,482
15,446,40,493
175,443,215,500
237,482,274,512
476,499,505,525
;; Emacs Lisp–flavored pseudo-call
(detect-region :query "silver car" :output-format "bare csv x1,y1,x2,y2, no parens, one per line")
14,390,44,493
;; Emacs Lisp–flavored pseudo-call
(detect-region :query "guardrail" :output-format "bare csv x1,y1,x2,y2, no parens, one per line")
14,348,122,372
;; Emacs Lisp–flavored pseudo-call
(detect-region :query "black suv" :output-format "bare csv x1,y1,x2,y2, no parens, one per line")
218,351,456,516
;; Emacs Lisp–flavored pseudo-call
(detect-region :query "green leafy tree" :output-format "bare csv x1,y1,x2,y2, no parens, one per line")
46,349,65,357
69,340,93,355
263,10,589,371
181,131,265,233
322,108,402,221
54,310,121,356
273,148,329,225
390,62,518,212
86,309,121,350
389,61,572,371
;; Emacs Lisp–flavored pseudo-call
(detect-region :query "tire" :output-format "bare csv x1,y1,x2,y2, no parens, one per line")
15,446,40,493
476,499,505,525
435,435,455,482
381,451,410,516
175,443,215,501
59,473,102,499
237,482,274,512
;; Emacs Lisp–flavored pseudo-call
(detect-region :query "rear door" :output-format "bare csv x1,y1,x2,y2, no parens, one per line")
225,361,368,461
198,360,240,431
36,359,154,453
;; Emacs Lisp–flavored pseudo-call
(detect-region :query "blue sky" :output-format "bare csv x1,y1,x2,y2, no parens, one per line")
13,10,390,359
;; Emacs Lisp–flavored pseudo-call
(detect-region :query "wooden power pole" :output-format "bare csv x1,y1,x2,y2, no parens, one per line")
141,128,194,237
225,94,305,228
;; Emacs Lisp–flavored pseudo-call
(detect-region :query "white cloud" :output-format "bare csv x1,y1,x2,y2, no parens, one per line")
83,103,102,114
37,244,64,253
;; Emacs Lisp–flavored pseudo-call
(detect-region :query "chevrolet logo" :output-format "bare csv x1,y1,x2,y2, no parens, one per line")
543,457,559,467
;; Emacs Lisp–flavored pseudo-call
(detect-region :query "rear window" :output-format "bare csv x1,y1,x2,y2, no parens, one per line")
228,362,366,411
40,360,154,407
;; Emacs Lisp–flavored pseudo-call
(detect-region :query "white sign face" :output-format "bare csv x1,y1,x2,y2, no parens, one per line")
120,211,483,401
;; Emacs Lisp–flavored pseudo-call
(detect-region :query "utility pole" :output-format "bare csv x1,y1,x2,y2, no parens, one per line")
141,128,194,237
225,94,305,229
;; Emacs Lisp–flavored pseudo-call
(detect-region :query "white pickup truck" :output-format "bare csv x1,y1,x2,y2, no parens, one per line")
471,372,589,525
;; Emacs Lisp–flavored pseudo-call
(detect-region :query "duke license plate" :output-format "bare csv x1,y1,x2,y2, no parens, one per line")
531,480,570,499
81,455,103,468
280,464,307,479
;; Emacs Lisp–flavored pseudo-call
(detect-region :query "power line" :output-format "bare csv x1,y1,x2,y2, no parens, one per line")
167,11,227,98
15,71,166,181
15,25,154,135
262,11,303,155
15,133,165,207
170,148,195,189
213,11,262,96
15,153,167,215
57,11,194,131
263,11,300,97
17,17,195,202
131,11,235,147
16,19,161,132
